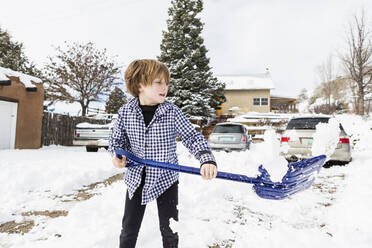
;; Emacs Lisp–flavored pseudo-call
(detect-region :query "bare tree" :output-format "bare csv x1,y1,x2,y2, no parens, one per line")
340,10,372,115
317,55,336,112
297,88,309,103
44,42,121,116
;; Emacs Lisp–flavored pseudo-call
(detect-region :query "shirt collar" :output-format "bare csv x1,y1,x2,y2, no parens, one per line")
128,97,171,118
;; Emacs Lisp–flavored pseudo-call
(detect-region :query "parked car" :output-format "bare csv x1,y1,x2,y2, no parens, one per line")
208,123,252,151
280,116,352,164
73,115,117,152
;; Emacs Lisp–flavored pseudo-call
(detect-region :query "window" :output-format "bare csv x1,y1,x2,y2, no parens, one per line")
253,97,268,106
213,124,244,133
286,118,329,130
253,98,260,106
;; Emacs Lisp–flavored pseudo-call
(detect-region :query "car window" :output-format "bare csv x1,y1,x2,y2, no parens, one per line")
213,125,244,133
339,123,345,132
286,118,329,130
287,118,346,132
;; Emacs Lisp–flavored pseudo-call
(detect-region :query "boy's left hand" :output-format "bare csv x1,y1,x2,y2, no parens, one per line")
200,163,217,180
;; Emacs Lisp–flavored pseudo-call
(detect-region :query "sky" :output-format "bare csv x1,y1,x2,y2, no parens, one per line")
1,0,372,97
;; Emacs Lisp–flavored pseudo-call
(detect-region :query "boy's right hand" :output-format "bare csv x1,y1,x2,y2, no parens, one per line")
112,155,127,168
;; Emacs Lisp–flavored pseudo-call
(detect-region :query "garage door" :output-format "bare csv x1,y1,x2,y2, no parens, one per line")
0,100,18,149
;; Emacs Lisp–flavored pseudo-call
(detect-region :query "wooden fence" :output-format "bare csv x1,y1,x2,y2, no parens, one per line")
41,112,109,146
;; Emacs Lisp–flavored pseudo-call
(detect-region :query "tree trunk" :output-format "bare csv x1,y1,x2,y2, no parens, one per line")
81,103,87,117
358,89,365,115
328,96,331,114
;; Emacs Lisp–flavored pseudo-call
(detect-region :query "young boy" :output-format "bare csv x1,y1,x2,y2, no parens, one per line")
109,59,217,248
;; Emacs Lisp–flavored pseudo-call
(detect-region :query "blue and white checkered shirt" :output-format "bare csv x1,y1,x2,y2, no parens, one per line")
109,97,216,205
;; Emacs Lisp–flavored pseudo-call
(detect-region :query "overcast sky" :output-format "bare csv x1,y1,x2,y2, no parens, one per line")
1,0,371,97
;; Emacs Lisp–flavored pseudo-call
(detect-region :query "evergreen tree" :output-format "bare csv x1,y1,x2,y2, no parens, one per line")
158,0,225,118
0,27,40,77
105,87,127,114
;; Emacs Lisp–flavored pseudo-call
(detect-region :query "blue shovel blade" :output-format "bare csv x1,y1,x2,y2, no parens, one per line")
252,155,326,199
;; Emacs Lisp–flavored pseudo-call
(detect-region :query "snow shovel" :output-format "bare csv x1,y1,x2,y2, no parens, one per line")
115,149,326,200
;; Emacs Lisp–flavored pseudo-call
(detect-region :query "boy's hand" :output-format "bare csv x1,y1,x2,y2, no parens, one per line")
112,155,127,168
200,163,217,180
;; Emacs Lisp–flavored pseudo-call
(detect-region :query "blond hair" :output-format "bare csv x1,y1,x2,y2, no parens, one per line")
124,59,170,97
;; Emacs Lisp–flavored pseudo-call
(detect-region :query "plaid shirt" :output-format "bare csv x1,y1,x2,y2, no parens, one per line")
109,97,215,204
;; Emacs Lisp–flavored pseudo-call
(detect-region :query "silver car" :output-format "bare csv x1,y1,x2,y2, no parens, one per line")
208,123,252,151
280,116,352,164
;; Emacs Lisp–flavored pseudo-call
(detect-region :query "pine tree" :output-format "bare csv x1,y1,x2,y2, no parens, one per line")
158,0,225,118
0,26,40,77
105,87,127,114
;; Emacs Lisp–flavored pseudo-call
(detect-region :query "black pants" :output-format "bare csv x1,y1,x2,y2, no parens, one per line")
119,172,179,248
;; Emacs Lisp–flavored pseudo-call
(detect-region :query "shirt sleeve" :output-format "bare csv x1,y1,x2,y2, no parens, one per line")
108,107,130,156
174,106,216,165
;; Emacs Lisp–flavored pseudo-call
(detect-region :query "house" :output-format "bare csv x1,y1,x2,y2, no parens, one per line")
217,71,274,115
0,67,44,149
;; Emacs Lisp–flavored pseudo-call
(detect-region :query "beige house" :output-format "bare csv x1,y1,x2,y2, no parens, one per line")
217,72,274,115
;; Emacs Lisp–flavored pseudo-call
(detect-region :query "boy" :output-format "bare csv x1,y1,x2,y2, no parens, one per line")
109,59,217,248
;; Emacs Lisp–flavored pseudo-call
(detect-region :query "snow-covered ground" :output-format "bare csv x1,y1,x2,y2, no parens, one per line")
1,114,372,247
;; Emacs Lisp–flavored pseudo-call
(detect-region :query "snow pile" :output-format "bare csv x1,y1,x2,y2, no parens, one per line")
0,66,42,88
335,114,372,152
76,122,114,128
0,146,120,223
311,118,340,159
257,130,289,181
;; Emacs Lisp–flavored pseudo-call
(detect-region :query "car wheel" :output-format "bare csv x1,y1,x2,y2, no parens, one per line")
86,146,98,152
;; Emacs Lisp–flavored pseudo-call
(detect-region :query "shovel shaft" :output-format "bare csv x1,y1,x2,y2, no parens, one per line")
115,149,261,184
114,149,326,200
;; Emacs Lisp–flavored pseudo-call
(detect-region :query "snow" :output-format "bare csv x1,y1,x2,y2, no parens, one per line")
0,66,42,88
227,112,292,123
0,71,9,81
311,118,340,160
76,122,114,128
217,73,275,90
252,129,289,182
1,114,372,247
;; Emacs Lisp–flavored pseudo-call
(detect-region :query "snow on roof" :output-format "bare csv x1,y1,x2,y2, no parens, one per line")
227,112,293,123
0,71,9,81
270,94,296,99
0,66,42,88
217,73,275,90
290,114,332,119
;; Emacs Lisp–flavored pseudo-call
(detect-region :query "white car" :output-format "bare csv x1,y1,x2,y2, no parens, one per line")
280,116,352,164
73,116,117,152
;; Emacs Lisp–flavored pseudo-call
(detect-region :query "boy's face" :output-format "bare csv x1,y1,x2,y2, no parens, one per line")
138,76,168,105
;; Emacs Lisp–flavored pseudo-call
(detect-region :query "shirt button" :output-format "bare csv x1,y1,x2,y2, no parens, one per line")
145,144,148,148
145,129,149,134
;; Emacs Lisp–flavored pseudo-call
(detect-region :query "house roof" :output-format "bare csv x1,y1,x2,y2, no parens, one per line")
217,72,275,90
0,66,42,88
